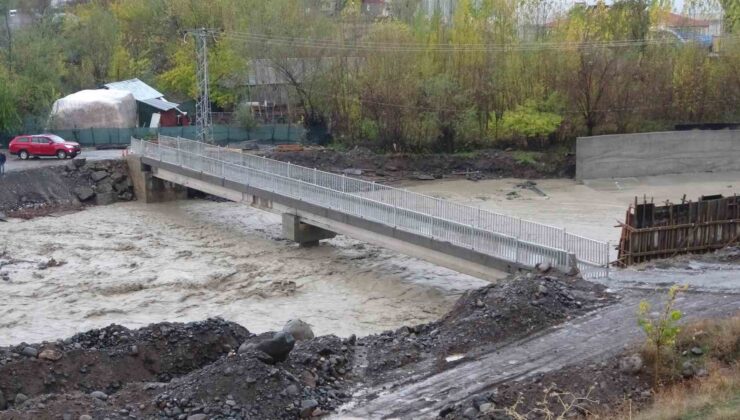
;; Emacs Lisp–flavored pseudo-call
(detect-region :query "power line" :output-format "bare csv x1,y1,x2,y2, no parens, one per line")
219,30,740,53
277,83,740,116
186,28,219,143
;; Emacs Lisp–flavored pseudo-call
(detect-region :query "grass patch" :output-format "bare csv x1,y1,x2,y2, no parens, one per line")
619,314,740,420
628,363,740,420
452,151,478,158
511,151,540,166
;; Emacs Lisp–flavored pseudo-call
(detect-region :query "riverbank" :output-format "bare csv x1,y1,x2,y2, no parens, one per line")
264,147,575,182
0,158,134,218
0,270,615,419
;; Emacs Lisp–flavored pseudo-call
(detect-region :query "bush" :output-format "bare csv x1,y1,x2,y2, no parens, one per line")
637,285,688,387
235,103,258,131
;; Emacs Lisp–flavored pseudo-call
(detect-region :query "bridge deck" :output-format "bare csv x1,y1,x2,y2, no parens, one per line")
131,137,609,279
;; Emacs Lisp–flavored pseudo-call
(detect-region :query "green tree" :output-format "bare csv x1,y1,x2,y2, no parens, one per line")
719,0,740,32
0,66,21,134
638,284,689,387
501,98,563,147
63,2,119,89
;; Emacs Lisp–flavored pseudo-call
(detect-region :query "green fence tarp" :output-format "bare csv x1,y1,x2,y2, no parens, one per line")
1,124,307,147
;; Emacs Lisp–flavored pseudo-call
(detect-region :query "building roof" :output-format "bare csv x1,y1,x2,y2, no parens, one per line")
104,79,164,101
662,12,711,28
140,97,180,112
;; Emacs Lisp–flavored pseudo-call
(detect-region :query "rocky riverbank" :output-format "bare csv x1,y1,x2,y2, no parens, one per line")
263,147,575,183
0,271,615,419
0,159,134,219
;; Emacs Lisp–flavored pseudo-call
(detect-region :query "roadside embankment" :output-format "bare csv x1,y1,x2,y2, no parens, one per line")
0,159,135,218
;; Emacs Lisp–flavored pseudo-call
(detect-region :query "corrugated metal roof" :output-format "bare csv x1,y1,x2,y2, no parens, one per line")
140,97,180,112
104,78,164,101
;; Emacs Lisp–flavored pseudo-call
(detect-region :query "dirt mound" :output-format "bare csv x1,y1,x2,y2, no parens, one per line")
0,322,354,419
265,148,574,181
0,159,134,218
359,272,614,381
0,319,248,412
150,335,353,419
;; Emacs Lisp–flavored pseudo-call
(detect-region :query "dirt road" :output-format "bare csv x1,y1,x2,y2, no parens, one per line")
344,290,740,419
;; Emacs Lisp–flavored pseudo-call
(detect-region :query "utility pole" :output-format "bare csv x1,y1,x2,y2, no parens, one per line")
189,28,218,143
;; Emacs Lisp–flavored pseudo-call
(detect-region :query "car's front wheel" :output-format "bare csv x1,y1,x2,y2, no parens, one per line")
56,150,67,159
19,150,29,160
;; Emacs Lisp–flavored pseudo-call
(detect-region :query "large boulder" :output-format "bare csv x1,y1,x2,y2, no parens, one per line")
73,186,95,202
48,89,137,130
239,332,296,363
283,319,315,341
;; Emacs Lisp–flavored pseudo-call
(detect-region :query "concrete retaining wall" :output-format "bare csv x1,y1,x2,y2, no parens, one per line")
576,130,740,180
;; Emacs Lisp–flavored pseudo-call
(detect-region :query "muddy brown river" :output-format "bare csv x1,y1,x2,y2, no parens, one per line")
2,172,738,346
0,200,486,346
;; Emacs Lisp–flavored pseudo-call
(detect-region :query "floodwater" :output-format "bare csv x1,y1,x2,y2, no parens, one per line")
405,171,740,245
405,172,740,292
0,201,486,346
2,171,738,345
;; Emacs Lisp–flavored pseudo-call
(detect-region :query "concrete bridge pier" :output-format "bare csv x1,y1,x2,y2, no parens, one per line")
126,156,187,203
282,213,337,247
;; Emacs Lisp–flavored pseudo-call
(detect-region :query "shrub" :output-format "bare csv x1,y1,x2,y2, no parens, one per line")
637,285,689,387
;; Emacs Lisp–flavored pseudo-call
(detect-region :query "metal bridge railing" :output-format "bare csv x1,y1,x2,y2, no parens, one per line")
131,136,610,278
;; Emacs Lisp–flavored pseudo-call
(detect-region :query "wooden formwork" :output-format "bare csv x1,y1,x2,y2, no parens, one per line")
616,194,740,266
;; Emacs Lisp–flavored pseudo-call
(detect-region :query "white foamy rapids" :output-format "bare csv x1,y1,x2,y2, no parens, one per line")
0,200,487,345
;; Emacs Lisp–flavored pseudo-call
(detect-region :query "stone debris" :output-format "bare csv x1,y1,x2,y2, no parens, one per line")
1,159,135,218
284,319,315,341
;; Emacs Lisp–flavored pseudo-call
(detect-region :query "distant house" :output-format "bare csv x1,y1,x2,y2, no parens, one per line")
103,79,189,128
362,0,391,18
652,12,721,48
659,12,718,36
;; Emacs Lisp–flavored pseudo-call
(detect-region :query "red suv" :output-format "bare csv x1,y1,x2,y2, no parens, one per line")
9,134,81,160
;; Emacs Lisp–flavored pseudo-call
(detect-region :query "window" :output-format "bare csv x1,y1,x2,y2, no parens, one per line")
48,135,66,143
16,137,29,143
33,138,49,144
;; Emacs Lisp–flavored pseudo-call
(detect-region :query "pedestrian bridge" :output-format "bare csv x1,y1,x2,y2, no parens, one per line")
129,136,609,280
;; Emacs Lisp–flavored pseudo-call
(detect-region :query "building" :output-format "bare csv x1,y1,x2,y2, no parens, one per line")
658,12,718,37
362,0,391,18
103,79,189,128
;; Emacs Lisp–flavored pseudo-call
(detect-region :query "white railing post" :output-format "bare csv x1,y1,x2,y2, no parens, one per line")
517,218,522,239
562,228,567,251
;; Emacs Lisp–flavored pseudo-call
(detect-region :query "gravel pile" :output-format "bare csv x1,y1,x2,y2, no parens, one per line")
0,319,249,414
153,335,354,419
359,271,614,381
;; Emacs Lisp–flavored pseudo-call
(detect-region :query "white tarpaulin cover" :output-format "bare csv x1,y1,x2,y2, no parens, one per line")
48,89,138,129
